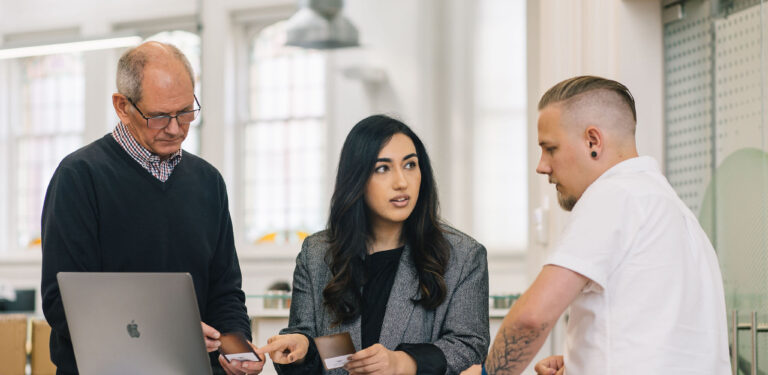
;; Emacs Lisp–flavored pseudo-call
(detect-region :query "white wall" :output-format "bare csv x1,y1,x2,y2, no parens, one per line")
0,0,194,34
0,46,8,265
0,0,665,341
526,0,664,275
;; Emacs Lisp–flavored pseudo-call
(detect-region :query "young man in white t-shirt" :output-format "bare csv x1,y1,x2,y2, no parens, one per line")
462,76,731,375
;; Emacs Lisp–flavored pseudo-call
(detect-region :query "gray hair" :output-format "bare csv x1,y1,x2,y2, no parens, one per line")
116,42,195,103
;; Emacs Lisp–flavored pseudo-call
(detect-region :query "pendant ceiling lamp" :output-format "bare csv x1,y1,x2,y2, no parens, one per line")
285,0,359,49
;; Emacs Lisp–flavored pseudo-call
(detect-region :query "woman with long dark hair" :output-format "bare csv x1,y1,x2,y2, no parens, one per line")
258,115,489,374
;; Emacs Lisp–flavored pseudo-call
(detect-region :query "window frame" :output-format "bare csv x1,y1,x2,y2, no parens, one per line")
233,9,335,257
436,0,529,256
3,52,89,254
0,60,12,255
5,58,21,255
470,0,529,255
0,32,139,257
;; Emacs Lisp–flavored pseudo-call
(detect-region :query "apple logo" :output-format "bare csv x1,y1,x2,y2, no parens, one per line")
126,320,140,338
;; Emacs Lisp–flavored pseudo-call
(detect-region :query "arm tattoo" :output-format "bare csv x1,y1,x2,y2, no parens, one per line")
485,322,549,375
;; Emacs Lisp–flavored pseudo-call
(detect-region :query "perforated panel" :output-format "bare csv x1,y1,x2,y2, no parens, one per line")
665,1,768,370
710,2,768,313
730,0,762,14
664,0,714,215
714,5,763,158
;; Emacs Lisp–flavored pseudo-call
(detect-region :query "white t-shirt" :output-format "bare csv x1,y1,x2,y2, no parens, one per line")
547,156,731,374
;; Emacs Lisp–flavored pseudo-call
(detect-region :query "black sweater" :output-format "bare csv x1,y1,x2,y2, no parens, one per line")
41,134,250,374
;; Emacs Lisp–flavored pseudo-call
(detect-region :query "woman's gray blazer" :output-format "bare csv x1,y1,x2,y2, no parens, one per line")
276,227,490,374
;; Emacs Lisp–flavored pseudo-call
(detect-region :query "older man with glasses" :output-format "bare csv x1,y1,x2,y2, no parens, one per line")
41,41,264,375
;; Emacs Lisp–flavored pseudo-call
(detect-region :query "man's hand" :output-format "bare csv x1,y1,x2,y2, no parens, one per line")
460,364,483,375
202,323,264,374
534,355,564,375
344,343,416,375
202,322,221,352
256,333,310,365
217,342,266,375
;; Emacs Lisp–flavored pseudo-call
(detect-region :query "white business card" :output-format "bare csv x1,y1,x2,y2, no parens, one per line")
224,352,260,362
323,354,352,369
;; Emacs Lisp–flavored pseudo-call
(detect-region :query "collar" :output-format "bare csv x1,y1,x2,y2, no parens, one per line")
112,122,182,164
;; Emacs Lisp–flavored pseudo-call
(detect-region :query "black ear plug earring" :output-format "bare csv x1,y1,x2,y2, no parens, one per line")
589,142,597,158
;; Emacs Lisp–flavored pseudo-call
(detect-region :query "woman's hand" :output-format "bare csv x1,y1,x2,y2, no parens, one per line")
217,342,266,375
344,343,416,375
256,333,310,365
534,355,564,375
459,364,482,375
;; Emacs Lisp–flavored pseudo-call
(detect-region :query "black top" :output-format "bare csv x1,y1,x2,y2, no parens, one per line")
278,247,447,374
361,247,404,349
41,134,250,374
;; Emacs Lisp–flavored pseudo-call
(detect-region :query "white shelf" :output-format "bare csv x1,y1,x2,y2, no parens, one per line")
249,308,290,319
490,308,510,318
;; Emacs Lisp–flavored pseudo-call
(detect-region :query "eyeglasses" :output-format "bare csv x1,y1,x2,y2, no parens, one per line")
128,95,201,129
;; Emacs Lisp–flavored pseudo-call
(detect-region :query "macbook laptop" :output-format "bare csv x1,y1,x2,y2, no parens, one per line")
57,272,212,375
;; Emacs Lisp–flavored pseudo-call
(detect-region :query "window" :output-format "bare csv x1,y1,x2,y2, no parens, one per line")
243,21,327,245
12,53,85,248
145,30,202,155
472,0,528,251
0,32,199,254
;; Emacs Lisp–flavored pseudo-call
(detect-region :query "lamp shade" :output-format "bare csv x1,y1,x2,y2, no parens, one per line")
285,0,359,49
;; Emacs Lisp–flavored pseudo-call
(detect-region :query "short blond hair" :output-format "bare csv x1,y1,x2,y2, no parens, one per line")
538,75,636,122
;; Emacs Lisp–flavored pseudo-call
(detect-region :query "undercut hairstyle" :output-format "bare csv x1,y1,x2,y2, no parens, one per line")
323,114,451,326
116,42,195,103
538,76,637,132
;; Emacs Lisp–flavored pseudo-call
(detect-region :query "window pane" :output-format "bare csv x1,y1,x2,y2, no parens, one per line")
244,21,327,245
15,54,85,247
473,0,528,251
146,30,202,155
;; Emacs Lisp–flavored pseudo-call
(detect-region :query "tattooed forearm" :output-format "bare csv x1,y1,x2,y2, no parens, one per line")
485,322,549,375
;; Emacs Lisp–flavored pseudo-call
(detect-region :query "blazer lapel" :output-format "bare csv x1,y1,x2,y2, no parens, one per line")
377,245,419,349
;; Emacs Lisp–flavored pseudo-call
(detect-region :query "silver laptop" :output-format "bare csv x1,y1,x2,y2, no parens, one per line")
57,272,213,375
